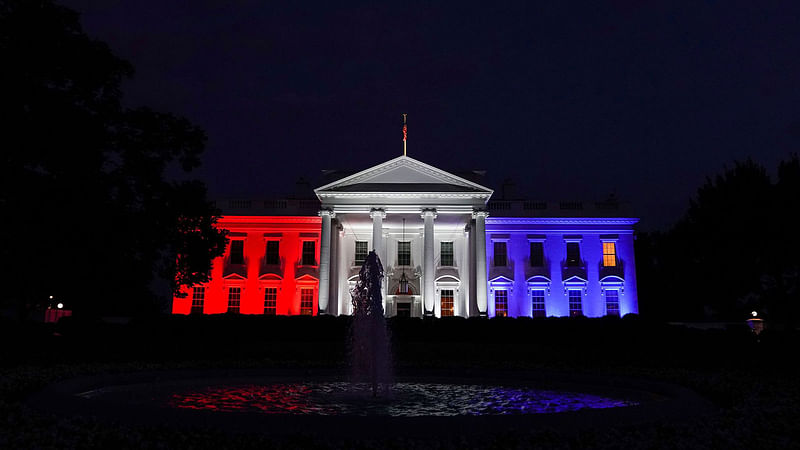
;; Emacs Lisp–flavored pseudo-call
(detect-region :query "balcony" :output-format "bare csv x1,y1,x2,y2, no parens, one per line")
436,266,460,281
295,257,319,279
525,262,550,279
489,258,514,280
561,261,587,280
599,260,625,279
223,258,247,278
259,256,284,278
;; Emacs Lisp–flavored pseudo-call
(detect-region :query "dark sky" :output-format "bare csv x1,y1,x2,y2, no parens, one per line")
60,1,800,230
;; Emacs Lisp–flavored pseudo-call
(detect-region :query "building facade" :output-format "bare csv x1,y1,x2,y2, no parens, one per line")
173,156,639,318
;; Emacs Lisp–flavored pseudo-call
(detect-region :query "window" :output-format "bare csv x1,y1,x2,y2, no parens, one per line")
603,242,617,267
568,289,582,317
531,289,545,318
566,242,581,267
605,290,620,317
230,240,245,265
530,242,544,267
441,289,454,317
440,242,454,266
191,286,205,314
228,287,241,313
494,241,507,267
495,290,508,317
302,241,316,266
398,241,411,266
354,241,368,265
265,241,280,265
264,287,277,315
300,288,314,315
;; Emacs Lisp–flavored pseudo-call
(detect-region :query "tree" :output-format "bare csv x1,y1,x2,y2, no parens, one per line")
762,155,800,326
0,0,227,317
640,157,800,325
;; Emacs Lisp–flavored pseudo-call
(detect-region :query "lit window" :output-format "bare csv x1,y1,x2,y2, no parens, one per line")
355,241,368,265
265,241,280,265
191,286,205,314
441,289,454,317
230,240,245,265
603,242,617,267
531,289,545,318
568,289,582,317
440,242,454,266
495,290,508,317
605,290,620,317
530,242,544,267
398,241,411,266
302,241,316,266
494,242,507,267
264,287,277,315
228,287,241,313
300,288,314,315
566,242,581,267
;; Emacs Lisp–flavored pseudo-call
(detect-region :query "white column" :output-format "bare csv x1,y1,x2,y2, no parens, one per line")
422,208,437,316
330,222,342,316
337,226,348,316
318,209,334,314
474,210,488,316
370,208,386,264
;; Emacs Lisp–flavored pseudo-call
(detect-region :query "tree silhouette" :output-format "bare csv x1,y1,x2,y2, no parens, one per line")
639,156,800,325
0,0,227,316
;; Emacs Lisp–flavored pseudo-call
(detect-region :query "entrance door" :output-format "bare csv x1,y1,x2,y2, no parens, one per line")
396,302,411,317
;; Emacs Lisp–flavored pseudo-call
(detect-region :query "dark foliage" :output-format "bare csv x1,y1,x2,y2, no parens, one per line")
638,157,800,324
0,0,227,316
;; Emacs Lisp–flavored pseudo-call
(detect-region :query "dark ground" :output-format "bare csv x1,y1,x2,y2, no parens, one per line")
1,315,798,449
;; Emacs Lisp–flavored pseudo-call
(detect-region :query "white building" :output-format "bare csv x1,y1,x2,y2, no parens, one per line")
175,154,639,318
315,155,638,318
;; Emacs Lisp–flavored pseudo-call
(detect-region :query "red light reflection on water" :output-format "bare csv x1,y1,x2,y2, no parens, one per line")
169,384,316,413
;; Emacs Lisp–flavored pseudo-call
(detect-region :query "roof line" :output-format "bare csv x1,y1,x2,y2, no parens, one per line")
314,155,494,195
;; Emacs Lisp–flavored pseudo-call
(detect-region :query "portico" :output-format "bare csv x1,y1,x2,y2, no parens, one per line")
314,155,493,318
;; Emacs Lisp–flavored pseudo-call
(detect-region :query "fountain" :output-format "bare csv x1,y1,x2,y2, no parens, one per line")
27,250,701,436
349,250,392,396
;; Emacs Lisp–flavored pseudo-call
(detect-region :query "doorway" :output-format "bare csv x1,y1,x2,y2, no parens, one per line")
396,301,411,317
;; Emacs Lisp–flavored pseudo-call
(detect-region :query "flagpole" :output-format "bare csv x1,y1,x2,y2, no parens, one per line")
402,113,407,156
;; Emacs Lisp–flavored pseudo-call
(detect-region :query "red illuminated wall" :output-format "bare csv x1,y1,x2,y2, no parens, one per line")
172,216,322,315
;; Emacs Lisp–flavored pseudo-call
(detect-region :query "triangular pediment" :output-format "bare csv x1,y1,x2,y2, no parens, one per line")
315,156,492,195
489,275,514,284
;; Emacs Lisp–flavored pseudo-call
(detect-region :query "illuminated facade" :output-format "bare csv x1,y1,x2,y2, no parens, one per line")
172,216,322,316
173,156,638,318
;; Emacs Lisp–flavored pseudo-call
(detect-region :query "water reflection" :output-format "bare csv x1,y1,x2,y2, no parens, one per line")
167,382,637,416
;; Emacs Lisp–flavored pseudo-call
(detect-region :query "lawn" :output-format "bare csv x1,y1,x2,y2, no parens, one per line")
1,315,797,449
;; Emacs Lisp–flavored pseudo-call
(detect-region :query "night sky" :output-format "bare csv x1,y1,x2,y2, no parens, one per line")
60,1,800,230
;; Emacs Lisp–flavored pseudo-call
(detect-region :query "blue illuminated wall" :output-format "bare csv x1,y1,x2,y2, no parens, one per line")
484,218,639,318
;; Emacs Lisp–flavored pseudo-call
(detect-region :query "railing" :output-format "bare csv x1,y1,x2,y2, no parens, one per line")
487,201,512,211
559,201,583,210
263,199,288,209
228,199,252,209
523,201,547,210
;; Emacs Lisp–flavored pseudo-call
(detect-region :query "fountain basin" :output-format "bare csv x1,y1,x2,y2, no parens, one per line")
28,368,713,437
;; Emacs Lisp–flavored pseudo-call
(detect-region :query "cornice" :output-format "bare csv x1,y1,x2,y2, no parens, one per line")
219,216,322,224
485,217,639,226
318,192,492,199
